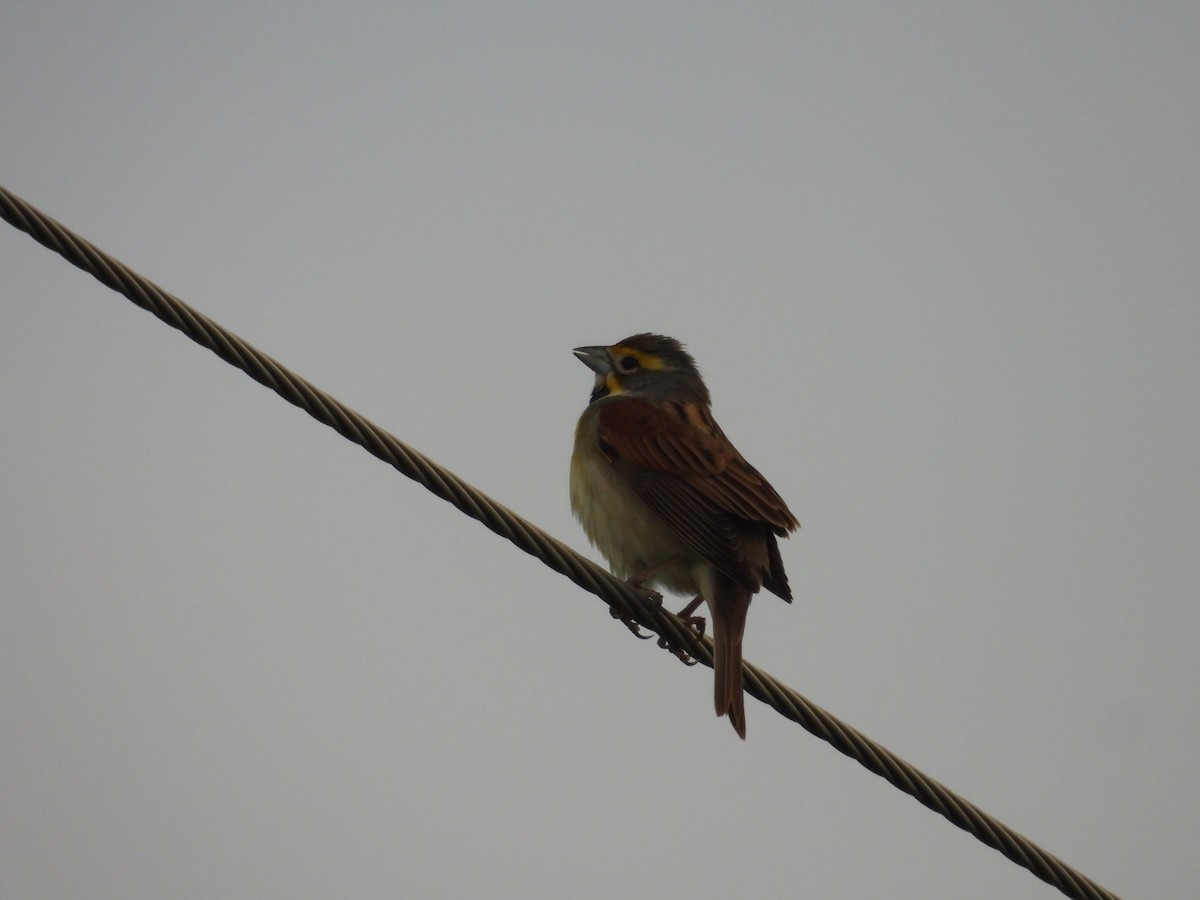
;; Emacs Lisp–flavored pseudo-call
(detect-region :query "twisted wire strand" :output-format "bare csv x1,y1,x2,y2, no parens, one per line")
1,184,1121,900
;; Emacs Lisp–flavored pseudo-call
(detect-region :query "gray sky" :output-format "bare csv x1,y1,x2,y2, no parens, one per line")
3,4,1197,898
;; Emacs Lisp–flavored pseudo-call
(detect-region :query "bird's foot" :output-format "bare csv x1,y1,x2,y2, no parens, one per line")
610,605,654,639
658,596,707,666
609,587,662,640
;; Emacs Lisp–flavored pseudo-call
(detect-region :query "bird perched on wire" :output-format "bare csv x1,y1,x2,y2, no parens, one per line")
570,334,798,738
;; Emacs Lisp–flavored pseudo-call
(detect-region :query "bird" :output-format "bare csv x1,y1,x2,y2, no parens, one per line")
570,333,798,738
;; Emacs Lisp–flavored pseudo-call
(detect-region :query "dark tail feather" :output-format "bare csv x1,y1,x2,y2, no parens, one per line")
710,580,751,740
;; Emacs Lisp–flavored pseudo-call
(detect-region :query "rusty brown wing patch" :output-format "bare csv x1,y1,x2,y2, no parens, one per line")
596,398,798,597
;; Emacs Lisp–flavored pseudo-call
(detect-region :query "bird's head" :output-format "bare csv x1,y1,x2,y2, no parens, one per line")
573,333,710,406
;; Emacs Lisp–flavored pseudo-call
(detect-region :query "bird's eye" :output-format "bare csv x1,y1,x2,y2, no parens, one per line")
617,355,640,373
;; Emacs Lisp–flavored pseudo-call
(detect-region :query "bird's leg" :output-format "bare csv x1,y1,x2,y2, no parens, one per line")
611,561,707,665
625,558,681,589
675,595,706,630
607,559,679,640
658,596,707,666
609,576,666,640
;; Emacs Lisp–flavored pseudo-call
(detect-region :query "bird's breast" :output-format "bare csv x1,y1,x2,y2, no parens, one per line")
570,409,699,595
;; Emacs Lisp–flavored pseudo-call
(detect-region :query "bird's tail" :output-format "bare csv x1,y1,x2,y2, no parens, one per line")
709,578,751,740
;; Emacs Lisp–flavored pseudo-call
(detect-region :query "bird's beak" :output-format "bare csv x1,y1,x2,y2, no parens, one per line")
573,346,612,375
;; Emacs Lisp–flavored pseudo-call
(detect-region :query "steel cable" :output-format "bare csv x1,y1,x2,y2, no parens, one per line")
1,184,1121,900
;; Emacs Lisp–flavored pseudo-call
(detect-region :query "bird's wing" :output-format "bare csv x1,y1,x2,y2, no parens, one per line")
596,397,797,595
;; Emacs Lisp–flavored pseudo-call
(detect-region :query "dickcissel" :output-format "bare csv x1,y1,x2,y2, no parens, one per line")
570,334,798,738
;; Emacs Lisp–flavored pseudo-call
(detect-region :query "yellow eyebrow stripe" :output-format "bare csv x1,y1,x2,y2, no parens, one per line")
610,347,666,370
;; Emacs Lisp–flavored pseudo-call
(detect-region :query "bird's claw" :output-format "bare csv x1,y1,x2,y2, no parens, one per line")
610,586,707,668
610,606,655,639
658,598,708,666
658,634,700,665
609,586,663,639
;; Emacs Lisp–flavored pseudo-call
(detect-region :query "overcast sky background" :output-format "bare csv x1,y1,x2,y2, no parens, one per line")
3,5,1197,899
